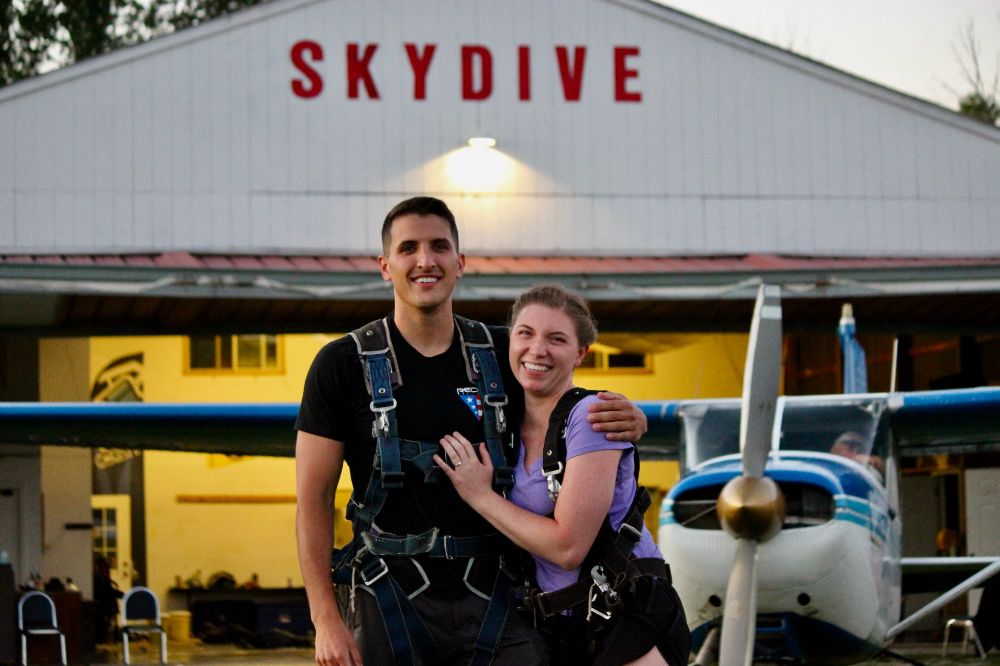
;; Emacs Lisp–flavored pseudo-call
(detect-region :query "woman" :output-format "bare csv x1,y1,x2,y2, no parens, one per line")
434,284,690,665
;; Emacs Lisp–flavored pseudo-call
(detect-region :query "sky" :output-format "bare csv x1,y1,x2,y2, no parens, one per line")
657,0,1000,110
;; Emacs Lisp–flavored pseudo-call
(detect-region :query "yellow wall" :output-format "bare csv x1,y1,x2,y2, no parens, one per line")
40,337,91,401
576,333,747,400
71,330,745,602
89,333,341,601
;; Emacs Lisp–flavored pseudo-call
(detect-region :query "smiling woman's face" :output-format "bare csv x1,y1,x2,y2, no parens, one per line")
508,303,588,399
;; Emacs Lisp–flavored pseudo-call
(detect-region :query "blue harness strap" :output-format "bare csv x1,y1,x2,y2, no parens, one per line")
335,316,517,665
359,554,437,666
455,315,516,493
470,565,512,666
351,320,405,490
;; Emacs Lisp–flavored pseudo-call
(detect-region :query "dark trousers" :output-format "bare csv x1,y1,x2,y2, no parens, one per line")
338,582,549,665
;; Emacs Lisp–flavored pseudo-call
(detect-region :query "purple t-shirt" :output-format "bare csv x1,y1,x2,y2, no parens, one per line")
510,395,661,593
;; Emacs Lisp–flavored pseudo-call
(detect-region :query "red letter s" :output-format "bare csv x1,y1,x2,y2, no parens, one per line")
290,40,323,99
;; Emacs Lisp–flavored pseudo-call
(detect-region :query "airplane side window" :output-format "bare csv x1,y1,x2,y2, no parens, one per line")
679,403,741,470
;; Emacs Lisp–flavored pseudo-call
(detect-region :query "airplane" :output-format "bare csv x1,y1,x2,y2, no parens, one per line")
2,286,999,664
648,285,1000,664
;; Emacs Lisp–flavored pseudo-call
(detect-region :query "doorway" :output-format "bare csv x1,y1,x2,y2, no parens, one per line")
91,494,133,592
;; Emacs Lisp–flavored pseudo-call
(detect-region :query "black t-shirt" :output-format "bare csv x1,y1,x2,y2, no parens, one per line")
295,316,524,592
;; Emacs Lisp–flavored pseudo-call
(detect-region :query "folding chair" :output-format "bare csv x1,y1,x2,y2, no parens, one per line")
943,615,986,658
121,586,168,665
18,591,67,666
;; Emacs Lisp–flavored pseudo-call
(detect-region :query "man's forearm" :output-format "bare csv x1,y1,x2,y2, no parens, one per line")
297,498,342,625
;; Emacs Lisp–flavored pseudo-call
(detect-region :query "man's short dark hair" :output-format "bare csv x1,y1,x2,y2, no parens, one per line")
381,197,459,253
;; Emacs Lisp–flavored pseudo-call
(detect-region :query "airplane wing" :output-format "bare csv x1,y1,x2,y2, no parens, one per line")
636,400,683,460
3,386,998,459
889,387,1000,455
901,556,1000,594
0,402,299,457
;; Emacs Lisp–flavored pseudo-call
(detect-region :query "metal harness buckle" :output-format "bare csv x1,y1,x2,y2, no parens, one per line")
360,557,390,586
541,462,564,502
618,521,642,540
586,565,618,622
485,396,508,434
369,399,397,437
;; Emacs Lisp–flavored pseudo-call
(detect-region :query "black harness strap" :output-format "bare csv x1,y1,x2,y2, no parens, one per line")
528,388,666,623
541,388,601,502
530,488,654,618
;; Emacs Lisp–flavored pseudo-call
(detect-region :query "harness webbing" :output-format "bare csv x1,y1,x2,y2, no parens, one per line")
455,315,516,492
541,388,601,502
529,388,664,623
336,316,516,665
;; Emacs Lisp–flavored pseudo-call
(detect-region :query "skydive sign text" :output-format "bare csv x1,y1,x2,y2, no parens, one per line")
289,42,642,102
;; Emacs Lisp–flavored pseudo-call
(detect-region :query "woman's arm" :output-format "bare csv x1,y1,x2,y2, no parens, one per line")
436,434,621,570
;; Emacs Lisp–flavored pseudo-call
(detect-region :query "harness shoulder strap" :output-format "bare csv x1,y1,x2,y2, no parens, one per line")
454,315,516,491
541,388,602,501
349,317,402,393
349,317,404,491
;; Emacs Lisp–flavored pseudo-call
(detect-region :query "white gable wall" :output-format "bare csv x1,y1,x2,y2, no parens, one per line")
1,0,998,256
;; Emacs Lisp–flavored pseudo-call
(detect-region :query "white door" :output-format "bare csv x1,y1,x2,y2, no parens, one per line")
91,494,132,592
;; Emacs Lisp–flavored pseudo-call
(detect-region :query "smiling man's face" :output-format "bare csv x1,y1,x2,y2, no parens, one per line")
378,213,465,314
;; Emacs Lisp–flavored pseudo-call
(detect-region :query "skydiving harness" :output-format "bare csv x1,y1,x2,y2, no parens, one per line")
331,315,517,666
523,388,671,630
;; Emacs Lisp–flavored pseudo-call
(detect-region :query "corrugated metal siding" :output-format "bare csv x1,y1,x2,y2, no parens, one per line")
1,0,998,257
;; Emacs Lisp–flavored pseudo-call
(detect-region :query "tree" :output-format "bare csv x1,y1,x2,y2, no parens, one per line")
952,19,1000,126
0,0,266,88
1,0,61,86
959,91,1000,125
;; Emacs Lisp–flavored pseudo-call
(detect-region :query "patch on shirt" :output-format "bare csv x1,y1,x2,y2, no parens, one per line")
457,387,483,420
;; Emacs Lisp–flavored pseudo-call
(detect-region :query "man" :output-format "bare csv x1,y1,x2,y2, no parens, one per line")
830,431,884,476
296,197,647,665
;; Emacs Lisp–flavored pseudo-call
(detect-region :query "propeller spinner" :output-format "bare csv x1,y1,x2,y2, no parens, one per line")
716,284,785,666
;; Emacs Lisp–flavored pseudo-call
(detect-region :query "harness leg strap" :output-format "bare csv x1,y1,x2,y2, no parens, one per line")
360,557,438,665
469,569,512,666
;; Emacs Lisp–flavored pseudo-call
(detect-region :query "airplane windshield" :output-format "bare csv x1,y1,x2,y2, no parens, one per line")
780,400,884,456
678,397,890,479
781,398,889,481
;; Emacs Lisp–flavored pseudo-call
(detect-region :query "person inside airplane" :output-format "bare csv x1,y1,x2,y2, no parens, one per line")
435,284,691,666
830,430,885,476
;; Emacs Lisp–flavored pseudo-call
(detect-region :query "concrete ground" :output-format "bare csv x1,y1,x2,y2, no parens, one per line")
81,639,1000,665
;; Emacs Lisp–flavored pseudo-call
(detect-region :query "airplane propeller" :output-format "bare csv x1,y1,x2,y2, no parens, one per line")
715,284,786,665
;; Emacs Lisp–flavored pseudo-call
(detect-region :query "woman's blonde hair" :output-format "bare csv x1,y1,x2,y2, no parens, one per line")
508,283,597,346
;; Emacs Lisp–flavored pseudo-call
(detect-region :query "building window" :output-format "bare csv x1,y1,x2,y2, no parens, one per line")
577,343,652,373
186,334,282,372
92,506,118,569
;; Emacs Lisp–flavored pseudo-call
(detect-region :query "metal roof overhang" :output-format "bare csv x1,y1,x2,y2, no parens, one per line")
3,253,1000,336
